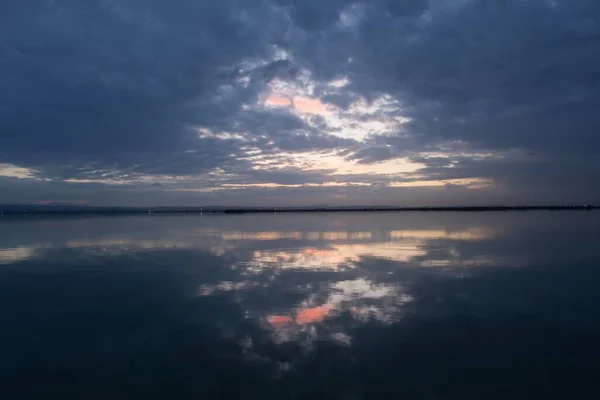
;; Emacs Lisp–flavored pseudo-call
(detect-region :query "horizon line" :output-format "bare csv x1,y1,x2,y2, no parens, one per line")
0,204,597,215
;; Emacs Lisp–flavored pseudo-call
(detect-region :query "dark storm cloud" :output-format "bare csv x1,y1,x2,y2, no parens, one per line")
0,0,346,179
277,0,600,197
276,0,351,31
417,154,600,198
292,0,600,157
347,146,402,164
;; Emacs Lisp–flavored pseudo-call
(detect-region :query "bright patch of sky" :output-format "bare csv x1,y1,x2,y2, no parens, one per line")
263,76,410,141
0,164,36,179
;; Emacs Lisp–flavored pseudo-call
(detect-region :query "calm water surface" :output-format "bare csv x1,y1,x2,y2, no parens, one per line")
1,212,599,399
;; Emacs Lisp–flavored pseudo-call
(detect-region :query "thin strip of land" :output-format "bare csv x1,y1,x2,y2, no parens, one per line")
223,205,597,214
0,204,596,215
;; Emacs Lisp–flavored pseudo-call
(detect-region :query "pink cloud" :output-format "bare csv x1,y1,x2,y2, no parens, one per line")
293,97,328,114
265,95,292,107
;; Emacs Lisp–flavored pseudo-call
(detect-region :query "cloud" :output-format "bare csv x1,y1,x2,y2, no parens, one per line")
1,0,600,204
289,0,600,197
0,0,336,180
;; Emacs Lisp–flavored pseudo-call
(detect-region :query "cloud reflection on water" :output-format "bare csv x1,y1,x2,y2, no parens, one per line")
3,213,600,398
0,221,495,266
0,215,502,348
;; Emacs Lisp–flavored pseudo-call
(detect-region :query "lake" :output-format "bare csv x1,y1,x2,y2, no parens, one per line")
1,212,599,399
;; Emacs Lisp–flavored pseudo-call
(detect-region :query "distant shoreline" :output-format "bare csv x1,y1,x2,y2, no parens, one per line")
0,205,596,216
222,205,597,214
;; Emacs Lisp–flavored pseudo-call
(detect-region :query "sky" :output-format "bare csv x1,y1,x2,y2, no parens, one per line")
1,0,600,206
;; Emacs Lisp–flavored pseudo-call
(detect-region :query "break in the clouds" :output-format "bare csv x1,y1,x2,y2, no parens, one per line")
1,0,599,206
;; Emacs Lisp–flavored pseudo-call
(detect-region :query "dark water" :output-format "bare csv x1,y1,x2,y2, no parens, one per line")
1,212,600,399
